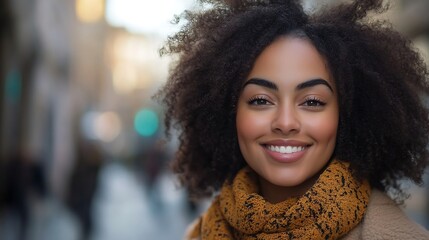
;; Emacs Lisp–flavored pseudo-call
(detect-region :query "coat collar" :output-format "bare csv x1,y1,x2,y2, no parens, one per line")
343,189,429,240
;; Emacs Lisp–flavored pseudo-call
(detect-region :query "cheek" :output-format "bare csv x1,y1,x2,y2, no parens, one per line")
236,106,270,142
236,107,252,142
303,111,338,144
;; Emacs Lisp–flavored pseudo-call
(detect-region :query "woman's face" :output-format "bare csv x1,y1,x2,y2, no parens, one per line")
236,36,338,199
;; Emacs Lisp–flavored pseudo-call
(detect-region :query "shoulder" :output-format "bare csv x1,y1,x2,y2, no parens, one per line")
344,189,429,240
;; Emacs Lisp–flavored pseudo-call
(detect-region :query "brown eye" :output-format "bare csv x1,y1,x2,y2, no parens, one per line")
301,97,326,107
306,100,323,106
247,96,272,106
251,99,269,105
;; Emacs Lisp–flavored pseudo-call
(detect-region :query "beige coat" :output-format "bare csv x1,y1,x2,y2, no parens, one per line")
343,189,429,239
185,189,429,239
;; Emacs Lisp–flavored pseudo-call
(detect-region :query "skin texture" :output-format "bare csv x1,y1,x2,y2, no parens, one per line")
236,37,338,203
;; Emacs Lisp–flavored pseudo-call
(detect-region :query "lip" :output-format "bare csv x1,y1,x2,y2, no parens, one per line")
263,139,310,147
261,139,311,163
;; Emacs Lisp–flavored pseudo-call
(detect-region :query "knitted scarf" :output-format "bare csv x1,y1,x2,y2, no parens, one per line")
188,160,371,239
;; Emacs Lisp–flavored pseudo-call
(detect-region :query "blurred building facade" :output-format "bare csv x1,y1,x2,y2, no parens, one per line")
1,0,171,196
0,0,173,239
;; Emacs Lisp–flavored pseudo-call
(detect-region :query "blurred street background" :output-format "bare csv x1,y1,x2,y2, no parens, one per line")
0,0,428,239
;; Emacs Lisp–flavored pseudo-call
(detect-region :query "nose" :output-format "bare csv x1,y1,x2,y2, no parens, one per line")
271,105,300,135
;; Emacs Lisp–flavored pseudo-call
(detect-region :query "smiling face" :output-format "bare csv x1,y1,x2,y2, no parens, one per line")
236,36,339,203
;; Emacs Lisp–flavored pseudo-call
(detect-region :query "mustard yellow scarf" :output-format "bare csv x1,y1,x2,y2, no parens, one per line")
188,160,371,239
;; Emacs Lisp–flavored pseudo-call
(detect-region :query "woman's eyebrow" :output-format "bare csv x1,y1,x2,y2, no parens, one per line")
243,78,333,92
296,78,333,92
242,78,278,90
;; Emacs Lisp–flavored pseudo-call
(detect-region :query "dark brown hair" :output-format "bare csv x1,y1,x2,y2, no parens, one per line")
157,0,429,199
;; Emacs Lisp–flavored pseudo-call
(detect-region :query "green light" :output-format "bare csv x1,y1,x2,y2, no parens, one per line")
5,69,21,102
134,109,159,137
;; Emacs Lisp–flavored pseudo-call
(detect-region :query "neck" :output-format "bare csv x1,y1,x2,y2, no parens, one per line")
258,173,321,204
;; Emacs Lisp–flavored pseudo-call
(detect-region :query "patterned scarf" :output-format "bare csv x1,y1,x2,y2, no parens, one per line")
188,160,371,239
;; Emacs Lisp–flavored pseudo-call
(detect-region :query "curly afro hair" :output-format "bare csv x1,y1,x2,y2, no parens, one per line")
157,0,429,199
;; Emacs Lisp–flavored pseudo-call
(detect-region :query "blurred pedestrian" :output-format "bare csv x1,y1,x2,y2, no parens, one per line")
0,153,46,240
66,139,103,240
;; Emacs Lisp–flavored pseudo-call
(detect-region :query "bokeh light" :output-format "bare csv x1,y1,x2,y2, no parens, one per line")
76,0,105,23
134,109,159,137
81,111,99,140
5,69,21,102
112,63,138,94
82,111,128,155
95,111,122,142
106,0,192,36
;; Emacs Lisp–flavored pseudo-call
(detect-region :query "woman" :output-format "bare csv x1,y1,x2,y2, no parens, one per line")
157,0,429,239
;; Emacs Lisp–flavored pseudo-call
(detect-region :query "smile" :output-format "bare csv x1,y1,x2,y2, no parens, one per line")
266,145,306,154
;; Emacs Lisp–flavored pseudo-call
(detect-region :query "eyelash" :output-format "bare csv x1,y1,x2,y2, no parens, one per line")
247,96,272,105
246,96,326,107
301,96,326,107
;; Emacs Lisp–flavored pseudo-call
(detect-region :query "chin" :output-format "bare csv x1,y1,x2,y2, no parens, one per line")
271,177,306,187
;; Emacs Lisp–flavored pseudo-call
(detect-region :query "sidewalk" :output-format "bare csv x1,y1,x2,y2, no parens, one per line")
0,161,198,240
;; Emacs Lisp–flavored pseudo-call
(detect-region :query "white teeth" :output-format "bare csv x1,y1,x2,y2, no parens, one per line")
267,145,305,154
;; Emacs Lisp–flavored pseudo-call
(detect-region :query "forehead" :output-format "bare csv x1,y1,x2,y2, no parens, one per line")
247,36,334,88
